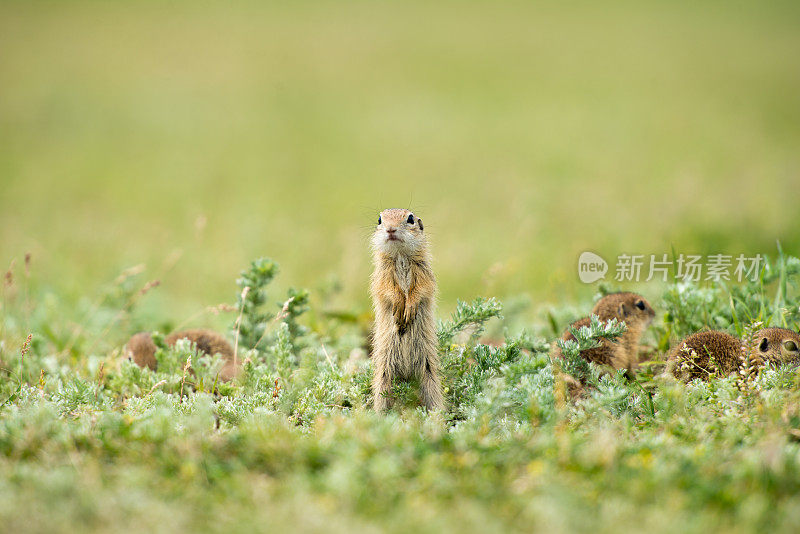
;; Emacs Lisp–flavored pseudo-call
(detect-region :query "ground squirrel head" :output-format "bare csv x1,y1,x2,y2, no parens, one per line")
592,292,655,327
753,327,800,366
371,208,426,256
125,332,158,370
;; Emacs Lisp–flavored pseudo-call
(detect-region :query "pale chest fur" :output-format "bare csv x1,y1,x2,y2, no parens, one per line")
614,326,642,371
394,255,412,295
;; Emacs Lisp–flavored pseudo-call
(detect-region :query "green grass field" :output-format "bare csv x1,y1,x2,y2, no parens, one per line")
2,1,800,532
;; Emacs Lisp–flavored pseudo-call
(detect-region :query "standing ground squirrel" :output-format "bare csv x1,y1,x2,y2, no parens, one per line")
668,327,800,381
554,292,656,373
125,329,238,381
370,208,443,411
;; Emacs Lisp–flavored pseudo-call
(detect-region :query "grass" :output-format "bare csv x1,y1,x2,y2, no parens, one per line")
2,250,800,533
2,0,800,329
2,1,800,532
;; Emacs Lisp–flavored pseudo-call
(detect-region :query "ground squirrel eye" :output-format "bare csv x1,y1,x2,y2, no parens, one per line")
759,338,769,352
377,215,382,225
784,340,799,352
407,214,414,224
636,300,646,310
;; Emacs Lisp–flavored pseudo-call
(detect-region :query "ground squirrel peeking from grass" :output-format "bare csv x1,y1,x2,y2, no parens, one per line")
369,208,443,411
125,329,238,381
554,292,656,373
753,327,800,367
667,328,800,382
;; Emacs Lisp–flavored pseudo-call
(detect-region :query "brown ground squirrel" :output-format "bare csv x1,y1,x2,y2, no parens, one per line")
370,208,443,411
753,327,800,366
125,329,238,381
553,292,656,373
668,327,800,381
666,330,742,381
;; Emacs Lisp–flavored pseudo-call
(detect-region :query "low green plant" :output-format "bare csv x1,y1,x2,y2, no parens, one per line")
1,253,800,533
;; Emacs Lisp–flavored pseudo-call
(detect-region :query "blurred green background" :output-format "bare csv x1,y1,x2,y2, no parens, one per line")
2,0,799,330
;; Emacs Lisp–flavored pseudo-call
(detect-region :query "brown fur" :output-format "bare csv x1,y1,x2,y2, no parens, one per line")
666,330,742,381
125,329,238,381
370,208,443,411
553,292,656,373
126,332,159,370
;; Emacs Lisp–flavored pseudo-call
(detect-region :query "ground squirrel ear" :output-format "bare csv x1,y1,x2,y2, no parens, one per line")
417,218,423,231
784,340,799,352
759,337,769,352
618,303,629,317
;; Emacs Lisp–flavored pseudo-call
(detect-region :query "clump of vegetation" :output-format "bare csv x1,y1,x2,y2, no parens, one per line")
1,252,800,533
659,247,800,344
555,314,627,383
